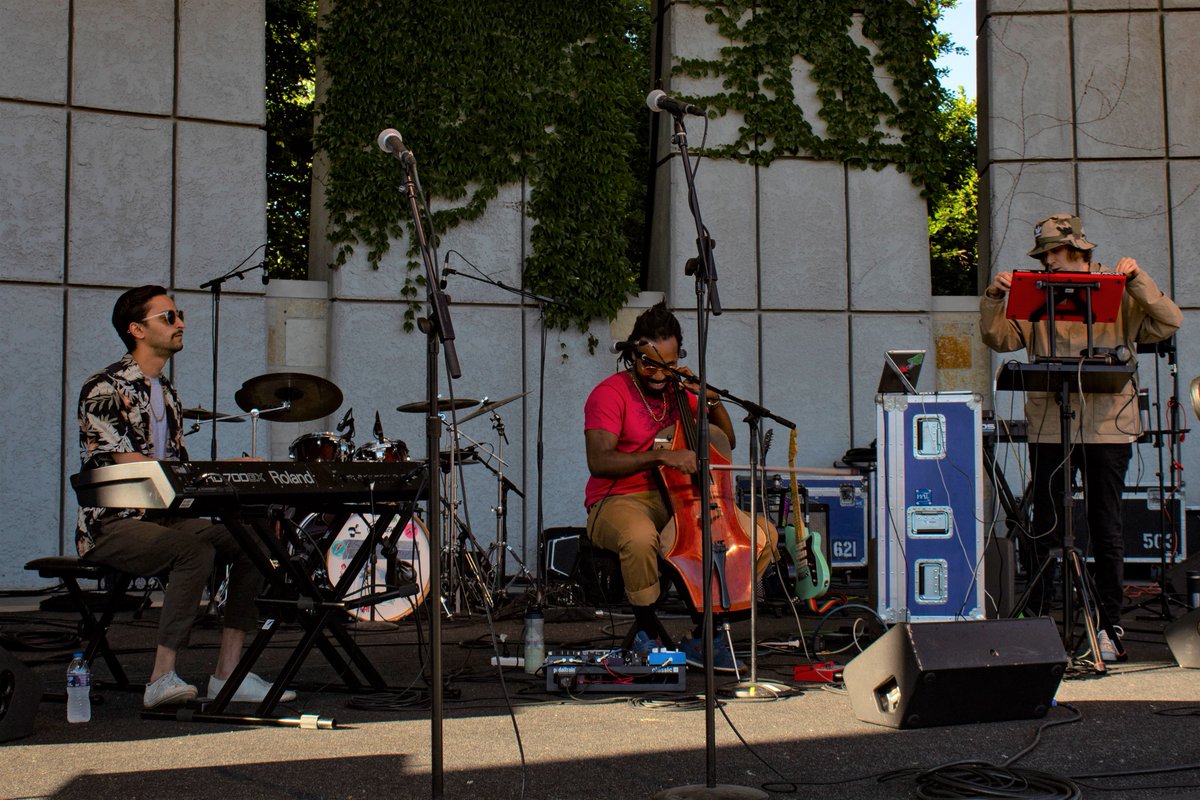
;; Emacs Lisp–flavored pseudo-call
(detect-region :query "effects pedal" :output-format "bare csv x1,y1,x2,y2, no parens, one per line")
544,646,687,693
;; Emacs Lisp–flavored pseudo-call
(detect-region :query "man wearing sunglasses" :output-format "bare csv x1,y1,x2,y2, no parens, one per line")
583,301,778,673
77,284,295,709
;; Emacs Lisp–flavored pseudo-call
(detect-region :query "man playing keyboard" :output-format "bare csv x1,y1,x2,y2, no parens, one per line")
77,285,295,709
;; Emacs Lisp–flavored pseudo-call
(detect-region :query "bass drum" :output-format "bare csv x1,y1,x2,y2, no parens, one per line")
320,512,431,622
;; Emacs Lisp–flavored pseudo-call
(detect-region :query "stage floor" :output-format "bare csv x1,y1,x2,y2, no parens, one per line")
0,589,1197,800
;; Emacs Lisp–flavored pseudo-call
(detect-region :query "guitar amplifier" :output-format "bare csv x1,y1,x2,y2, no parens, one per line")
737,471,869,568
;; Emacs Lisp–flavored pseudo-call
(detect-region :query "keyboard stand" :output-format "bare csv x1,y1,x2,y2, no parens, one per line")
144,498,423,727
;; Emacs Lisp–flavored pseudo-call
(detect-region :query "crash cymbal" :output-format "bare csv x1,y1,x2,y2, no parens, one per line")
456,391,530,424
182,407,244,423
395,397,481,414
235,372,343,423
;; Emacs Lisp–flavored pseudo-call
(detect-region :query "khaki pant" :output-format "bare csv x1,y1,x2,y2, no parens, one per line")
85,515,262,650
586,491,777,607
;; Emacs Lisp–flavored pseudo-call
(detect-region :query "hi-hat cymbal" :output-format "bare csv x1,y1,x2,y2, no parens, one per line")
396,397,480,414
456,391,529,424
182,407,244,423
235,372,343,423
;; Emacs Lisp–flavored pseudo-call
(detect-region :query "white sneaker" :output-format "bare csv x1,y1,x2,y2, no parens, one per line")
144,671,199,709
1096,629,1127,663
208,671,297,703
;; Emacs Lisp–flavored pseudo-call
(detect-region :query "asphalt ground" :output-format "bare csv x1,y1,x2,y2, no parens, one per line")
0,583,1198,800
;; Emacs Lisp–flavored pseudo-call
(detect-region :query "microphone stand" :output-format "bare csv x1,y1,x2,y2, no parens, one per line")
199,246,267,460
388,141,460,800
440,258,567,603
657,108,766,799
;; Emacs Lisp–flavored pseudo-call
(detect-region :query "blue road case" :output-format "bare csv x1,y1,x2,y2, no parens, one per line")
875,392,985,622
736,471,870,568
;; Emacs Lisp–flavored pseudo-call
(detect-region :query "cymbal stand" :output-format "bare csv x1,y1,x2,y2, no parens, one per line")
440,417,495,612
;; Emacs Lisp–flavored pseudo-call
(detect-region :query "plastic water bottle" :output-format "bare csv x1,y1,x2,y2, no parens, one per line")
66,652,91,723
523,609,545,674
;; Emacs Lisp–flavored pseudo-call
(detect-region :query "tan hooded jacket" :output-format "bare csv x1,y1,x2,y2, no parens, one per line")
980,267,1182,444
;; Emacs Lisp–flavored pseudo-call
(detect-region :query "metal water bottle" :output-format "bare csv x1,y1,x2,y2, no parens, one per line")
66,652,91,723
523,609,544,674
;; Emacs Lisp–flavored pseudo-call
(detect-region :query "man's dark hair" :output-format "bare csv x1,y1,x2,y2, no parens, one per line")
113,285,169,352
629,301,683,348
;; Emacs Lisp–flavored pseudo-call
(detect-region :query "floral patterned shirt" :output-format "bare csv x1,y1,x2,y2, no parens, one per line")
76,353,187,554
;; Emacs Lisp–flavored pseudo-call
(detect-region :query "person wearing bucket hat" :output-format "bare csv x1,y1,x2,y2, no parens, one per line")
979,214,1182,663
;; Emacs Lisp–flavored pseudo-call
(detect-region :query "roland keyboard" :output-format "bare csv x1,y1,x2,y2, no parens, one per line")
71,460,428,513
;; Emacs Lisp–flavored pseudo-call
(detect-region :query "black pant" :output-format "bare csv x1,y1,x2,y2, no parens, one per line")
1026,442,1131,626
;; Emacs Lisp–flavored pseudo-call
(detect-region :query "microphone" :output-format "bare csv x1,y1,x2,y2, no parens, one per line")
373,411,385,442
609,339,646,355
646,89,705,117
337,407,354,436
261,263,270,286
440,252,451,290
377,128,406,157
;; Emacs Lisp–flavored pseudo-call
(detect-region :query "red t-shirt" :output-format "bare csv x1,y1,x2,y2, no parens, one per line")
583,371,698,508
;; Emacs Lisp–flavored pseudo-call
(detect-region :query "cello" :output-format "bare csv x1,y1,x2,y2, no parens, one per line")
655,382,759,614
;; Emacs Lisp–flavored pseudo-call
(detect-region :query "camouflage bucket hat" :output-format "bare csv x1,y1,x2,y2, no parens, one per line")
1027,213,1097,258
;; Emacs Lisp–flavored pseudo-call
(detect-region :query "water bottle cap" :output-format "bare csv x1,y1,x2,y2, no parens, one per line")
72,652,83,658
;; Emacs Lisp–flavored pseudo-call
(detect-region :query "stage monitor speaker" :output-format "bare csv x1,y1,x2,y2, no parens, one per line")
843,618,1067,729
0,645,42,742
1165,608,1200,668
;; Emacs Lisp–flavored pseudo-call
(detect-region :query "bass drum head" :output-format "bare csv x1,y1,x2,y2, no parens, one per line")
324,513,431,622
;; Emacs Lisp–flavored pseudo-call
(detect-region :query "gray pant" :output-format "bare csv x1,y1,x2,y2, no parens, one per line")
84,515,261,650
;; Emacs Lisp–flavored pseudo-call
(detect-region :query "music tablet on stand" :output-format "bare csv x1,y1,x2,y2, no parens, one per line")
1005,270,1126,324
876,350,925,394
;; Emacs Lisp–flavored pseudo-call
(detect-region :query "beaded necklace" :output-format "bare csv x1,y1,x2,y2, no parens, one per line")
629,370,671,425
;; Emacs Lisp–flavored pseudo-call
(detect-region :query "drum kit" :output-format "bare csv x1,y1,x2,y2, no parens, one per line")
199,371,529,623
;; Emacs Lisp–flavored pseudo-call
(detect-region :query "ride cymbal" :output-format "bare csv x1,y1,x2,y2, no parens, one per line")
235,372,343,423
395,397,480,413
455,391,529,424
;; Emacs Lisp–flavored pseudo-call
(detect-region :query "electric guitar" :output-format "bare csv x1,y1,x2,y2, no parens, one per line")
787,429,830,601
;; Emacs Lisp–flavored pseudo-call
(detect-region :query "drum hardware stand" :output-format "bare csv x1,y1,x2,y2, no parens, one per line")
440,250,568,606
1129,337,1189,621
199,244,267,460
440,417,498,612
379,127,459,800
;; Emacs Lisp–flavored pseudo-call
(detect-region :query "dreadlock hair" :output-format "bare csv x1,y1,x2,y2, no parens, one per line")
628,301,683,349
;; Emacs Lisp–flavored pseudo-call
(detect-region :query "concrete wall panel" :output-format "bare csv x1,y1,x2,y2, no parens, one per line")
1077,160,1169,283
981,13,1074,160
0,105,67,282
178,0,266,125
662,159,758,310
440,182,526,306
68,112,173,286
1,285,65,584
175,121,268,289
980,160,1076,271
847,166,930,311
1165,13,1200,158
762,312,852,469
759,160,847,311
72,0,175,115
0,1,69,103
1073,13,1164,159
1169,161,1200,307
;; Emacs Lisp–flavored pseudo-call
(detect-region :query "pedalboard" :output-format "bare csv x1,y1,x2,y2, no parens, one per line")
544,647,687,693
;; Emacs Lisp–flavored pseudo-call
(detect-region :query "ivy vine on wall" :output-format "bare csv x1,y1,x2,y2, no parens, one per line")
313,1,952,337
314,1,647,336
675,0,950,193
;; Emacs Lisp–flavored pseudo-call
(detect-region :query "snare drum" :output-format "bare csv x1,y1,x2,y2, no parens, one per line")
354,438,409,463
325,514,431,621
289,432,353,462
